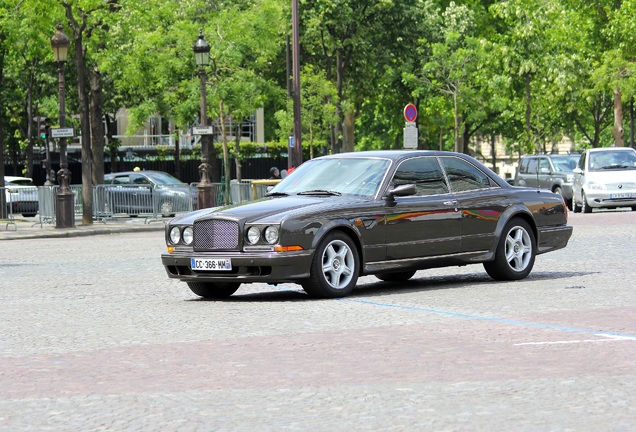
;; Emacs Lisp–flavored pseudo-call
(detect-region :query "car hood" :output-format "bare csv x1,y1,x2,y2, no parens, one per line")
171,195,367,225
586,169,636,185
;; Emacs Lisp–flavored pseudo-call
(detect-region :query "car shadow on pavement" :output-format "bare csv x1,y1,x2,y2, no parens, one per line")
187,270,589,302
351,270,590,298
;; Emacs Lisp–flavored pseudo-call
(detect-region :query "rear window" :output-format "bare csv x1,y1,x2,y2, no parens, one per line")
6,178,35,186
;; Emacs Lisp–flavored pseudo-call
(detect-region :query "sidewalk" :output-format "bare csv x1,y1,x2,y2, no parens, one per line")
0,215,166,241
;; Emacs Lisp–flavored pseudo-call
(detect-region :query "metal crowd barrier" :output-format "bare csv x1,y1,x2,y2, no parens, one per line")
8,179,276,229
92,184,197,222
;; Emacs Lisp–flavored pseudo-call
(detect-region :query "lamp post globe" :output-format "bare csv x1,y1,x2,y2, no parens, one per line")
50,24,74,228
193,31,214,209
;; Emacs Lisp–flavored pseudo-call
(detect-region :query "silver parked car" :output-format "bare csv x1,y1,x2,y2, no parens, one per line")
3,176,39,217
572,147,636,213
103,171,196,217
513,153,580,209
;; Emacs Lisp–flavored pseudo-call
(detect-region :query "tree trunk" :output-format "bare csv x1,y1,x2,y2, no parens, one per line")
89,69,105,185
234,123,242,181
219,100,231,205
66,6,93,225
26,73,34,179
343,111,355,153
453,93,460,153
612,88,624,147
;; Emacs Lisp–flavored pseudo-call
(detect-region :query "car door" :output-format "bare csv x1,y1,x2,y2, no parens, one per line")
130,174,154,213
438,156,506,254
523,157,539,188
384,156,461,260
536,157,553,190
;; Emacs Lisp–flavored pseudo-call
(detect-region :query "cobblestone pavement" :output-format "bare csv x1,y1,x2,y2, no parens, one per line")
0,211,635,431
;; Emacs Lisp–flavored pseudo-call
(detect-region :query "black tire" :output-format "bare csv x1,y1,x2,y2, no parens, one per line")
573,198,582,213
376,270,416,282
187,281,240,298
582,191,593,213
632,206,636,211
483,218,536,281
302,231,359,298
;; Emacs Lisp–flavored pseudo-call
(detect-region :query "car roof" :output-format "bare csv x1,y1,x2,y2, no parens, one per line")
4,176,33,182
586,147,635,153
104,170,167,176
316,150,471,161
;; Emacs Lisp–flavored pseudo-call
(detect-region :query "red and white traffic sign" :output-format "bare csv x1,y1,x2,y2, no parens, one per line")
403,103,417,122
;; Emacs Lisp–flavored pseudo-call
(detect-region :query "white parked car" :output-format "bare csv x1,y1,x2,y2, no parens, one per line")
4,176,39,217
572,147,636,213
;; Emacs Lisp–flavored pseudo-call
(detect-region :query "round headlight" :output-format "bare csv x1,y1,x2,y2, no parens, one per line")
169,226,181,244
264,226,279,244
246,226,261,245
182,227,193,245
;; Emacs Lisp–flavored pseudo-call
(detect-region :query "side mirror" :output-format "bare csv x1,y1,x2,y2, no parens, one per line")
573,167,582,174
539,167,550,174
387,184,416,198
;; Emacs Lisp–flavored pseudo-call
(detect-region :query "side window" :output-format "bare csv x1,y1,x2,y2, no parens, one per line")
113,176,130,185
519,158,530,174
440,157,493,193
526,158,538,174
579,152,587,170
392,157,449,196
538,158,550,173
132,175,151,185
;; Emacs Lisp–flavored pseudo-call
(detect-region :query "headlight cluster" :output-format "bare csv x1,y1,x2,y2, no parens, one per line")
587,182,605,190
245,225,279,245
169,226,194,245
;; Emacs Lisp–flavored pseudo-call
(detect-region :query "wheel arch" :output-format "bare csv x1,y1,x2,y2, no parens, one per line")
490,208,538,255
310,222,364,267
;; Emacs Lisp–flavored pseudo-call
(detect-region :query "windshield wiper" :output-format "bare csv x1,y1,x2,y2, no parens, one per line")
297,189,342,196
265,191,290,197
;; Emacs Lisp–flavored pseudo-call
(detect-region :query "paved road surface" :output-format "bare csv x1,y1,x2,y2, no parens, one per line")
1,211,634,431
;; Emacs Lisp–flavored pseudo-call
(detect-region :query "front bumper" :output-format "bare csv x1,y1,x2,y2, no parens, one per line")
584,189,636,209
161,249,315,284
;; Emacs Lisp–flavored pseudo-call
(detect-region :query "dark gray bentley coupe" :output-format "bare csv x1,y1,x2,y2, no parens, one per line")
162,150,573,299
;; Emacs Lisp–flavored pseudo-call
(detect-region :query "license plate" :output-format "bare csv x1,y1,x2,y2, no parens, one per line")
191,258,232,271
610,193,632,199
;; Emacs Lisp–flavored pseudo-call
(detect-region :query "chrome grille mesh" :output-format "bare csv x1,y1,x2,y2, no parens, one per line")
193,219,239,250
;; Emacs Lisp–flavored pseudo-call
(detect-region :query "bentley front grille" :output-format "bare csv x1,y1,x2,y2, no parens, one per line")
193,219,240,250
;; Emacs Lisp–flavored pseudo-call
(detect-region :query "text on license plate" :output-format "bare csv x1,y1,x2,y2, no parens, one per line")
610,193,633,199
191,258,232,271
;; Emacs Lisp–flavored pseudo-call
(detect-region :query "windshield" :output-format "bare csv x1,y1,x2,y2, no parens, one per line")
269,157,390,198
588,150,636,171
551,155,579,172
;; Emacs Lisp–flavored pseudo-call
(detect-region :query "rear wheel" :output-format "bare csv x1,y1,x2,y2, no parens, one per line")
376,270,416,282
302,231,359,298
187,282,240,298
484,218,536,281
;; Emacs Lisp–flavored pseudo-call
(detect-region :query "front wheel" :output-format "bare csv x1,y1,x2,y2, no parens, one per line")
159,200,175,217
187,282,240,298
483,218,536,281
582,191,593,213
302,231,359,298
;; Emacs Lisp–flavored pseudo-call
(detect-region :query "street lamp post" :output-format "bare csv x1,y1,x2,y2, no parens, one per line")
193,31,214,209
50,24,74,228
